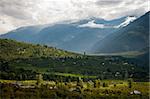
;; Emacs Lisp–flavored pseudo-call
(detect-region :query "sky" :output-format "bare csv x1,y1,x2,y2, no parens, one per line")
0,0,149,34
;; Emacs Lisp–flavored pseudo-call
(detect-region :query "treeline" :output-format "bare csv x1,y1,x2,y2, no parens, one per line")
0,60,148,82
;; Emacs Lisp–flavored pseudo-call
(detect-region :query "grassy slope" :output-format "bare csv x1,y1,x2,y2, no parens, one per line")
0,39,80,60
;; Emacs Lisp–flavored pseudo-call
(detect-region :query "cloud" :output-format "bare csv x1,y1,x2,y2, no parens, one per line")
96,0,122,6
0,0,149,34
0,0,32,20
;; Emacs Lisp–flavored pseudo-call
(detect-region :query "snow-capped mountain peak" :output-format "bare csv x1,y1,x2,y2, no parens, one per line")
78,16,136,29
116,16,136,28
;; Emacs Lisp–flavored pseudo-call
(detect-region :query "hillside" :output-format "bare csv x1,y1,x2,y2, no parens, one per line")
92,12,149,54
0,39,80,60
0,39,148,81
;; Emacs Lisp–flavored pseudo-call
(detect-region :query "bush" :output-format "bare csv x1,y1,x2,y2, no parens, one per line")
102,82,108,87
127,78,133,88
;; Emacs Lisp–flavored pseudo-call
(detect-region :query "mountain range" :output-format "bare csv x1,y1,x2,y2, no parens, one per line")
0,15,137,53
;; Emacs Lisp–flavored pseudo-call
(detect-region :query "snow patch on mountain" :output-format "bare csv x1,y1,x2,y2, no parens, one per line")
78,16,136,29
116,16,136,28
78,20,110,29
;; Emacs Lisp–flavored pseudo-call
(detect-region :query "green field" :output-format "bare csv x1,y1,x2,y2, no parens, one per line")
54,72,97,78
0,79,149,99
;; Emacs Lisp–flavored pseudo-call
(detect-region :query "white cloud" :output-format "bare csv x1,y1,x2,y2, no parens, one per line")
0,0,149,34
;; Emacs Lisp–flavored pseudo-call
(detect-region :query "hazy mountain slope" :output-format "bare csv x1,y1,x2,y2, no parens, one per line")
0,16,133,53
92,12,149,54
131,47,149,67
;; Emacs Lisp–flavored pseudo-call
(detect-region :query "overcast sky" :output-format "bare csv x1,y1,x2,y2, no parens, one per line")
0,0,149,34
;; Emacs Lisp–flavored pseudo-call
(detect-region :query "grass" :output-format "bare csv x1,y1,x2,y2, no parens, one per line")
54,72,97,78
0,79,149,97
0,80,54,85
12,63,98,79
14,64,49,73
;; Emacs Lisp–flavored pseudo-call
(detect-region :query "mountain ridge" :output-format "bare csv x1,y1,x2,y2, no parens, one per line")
0,16,137,53
92,11,149,54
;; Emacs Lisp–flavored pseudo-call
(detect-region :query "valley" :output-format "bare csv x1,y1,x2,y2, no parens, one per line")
0,11,149,99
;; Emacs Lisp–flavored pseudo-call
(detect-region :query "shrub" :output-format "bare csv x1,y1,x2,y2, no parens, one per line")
127,78,133,88
102,82,108,87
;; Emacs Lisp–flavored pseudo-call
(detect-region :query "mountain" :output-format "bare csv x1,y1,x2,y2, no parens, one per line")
92,12,149,54
0,16,135,53
116,16,136,28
